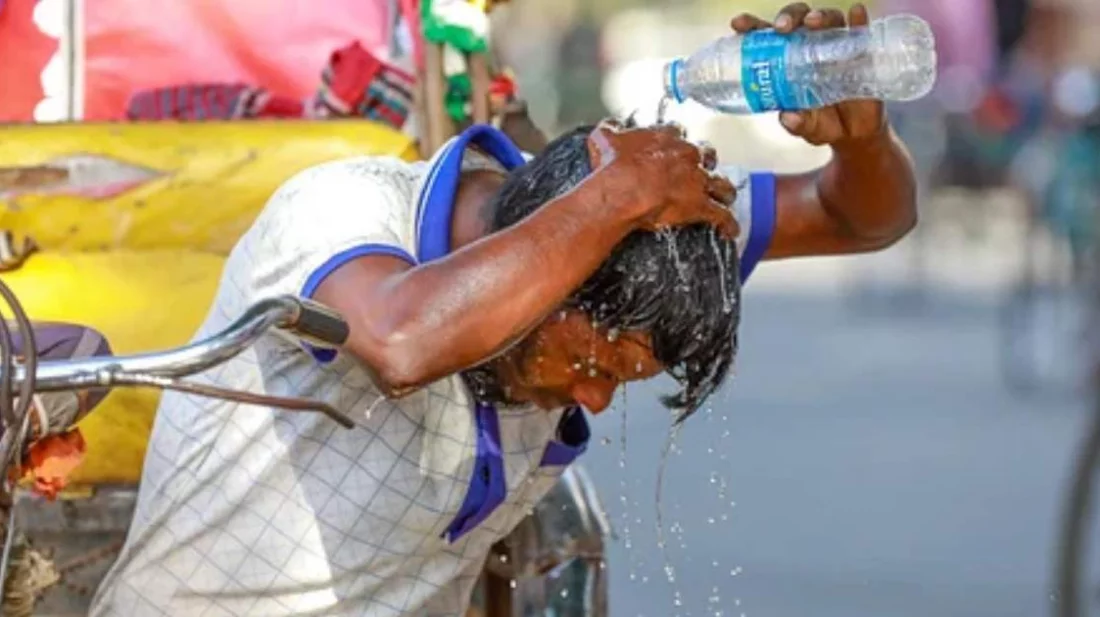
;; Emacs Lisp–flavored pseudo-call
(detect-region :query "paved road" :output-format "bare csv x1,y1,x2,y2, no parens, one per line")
581,287,1089,617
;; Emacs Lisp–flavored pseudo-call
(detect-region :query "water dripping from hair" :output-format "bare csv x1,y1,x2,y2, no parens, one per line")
655,417,686,613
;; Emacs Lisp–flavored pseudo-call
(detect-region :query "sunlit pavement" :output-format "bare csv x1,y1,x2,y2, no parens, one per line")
582,281,1088,617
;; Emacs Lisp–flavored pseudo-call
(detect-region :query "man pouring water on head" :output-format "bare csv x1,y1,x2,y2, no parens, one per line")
92,4,923,616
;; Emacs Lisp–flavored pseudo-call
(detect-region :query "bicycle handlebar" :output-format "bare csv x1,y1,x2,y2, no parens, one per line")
13,296,348,393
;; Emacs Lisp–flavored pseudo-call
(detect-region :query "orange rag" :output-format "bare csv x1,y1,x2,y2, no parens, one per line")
23,429,86,500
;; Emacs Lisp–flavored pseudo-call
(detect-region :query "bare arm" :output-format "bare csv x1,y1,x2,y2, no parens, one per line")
314,124,736,396
732,3,918,261
768,126,917,259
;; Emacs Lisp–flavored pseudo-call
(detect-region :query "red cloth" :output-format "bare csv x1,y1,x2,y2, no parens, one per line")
126,41,413,128
83,0,402,120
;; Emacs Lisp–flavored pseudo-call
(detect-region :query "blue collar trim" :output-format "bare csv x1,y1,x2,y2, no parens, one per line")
415,124,527,263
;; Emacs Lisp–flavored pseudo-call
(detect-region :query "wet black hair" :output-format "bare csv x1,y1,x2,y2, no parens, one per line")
468,124,741,422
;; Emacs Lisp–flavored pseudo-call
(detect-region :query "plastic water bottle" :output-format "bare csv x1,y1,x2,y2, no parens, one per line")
662,14,937,115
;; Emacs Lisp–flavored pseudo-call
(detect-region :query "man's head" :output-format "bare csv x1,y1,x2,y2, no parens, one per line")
460,125,741,422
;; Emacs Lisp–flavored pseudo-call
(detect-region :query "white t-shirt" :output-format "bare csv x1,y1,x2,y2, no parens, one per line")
90,126,776,617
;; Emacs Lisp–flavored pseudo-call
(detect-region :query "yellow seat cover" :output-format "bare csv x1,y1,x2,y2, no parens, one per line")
0,119,418,485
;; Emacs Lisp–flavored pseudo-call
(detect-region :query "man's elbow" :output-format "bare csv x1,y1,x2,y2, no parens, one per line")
865,206,918,251
352,327,434,398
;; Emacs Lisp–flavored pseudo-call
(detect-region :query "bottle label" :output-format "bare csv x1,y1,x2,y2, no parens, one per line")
741,30,817,112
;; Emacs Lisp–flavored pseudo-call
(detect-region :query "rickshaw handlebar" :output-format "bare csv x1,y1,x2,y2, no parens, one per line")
12,295,349,393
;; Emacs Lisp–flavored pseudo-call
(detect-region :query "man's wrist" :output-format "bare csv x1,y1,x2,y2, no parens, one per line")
830,117,893,158
587,162,652,227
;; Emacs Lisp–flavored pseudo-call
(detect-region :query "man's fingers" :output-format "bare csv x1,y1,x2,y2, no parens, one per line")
731,13,771,33
805,7,847,30
849,3,870,27
706,172,736,206
782,109,846,145
699,142,718,171
658,121,688,140
706,201,739,239
779,111,807,134
774,2,811,32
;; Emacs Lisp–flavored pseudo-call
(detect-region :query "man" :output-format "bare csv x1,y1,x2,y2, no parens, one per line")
92,4,916,616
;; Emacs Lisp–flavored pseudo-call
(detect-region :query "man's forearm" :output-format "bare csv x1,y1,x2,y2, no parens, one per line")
818,126,918,248
340,178,639,394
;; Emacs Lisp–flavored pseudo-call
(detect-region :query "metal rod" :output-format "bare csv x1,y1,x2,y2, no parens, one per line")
110,374,355,429
468,53,491,125
1054,391,1100,617
10,297,299,392
0,505,16,617
423,43,454,153
64,0,78,121
414,72,433,160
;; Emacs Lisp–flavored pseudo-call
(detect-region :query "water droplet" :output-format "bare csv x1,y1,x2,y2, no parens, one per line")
560,589,569,599
509,579,517,589
607,328,621,342
656,94,673,124
499,553,508,563
635,361,644,373
588,367,599,378
601,436,612,446
708,517,716,524
572,362,582,371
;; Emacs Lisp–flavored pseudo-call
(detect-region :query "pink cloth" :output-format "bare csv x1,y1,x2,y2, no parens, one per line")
82,0,412,120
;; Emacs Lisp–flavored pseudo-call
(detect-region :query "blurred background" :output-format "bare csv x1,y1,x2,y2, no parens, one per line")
3,0,1100,615
491,0,1100,615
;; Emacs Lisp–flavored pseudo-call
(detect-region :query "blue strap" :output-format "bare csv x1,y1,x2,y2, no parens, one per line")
416,126,527,544
444,403,507,542
539,407,591,467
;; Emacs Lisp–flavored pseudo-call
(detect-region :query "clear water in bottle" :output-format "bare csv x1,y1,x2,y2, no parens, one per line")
663,14,937,115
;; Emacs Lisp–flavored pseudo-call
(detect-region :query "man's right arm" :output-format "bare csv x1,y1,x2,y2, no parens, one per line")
314,124,734,397
313,176,636,396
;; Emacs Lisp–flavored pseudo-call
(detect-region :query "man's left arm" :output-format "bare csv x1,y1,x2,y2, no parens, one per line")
734,3,919,261
768,119,917,259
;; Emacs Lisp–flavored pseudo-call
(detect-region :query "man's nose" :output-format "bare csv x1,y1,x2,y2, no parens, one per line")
571,379,618,413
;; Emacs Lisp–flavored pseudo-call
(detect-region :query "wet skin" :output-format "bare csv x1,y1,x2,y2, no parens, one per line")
314,3,918,413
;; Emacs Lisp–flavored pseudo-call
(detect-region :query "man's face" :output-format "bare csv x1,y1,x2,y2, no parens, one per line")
496,309,663,413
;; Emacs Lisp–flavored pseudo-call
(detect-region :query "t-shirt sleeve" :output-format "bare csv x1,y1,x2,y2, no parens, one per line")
227,158,417,361
716,164,777,283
